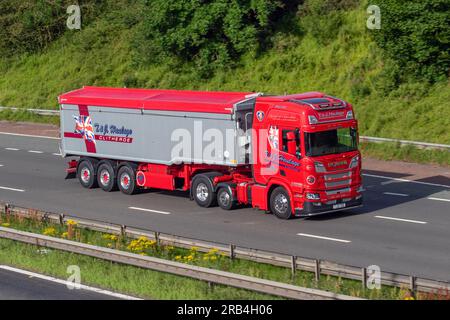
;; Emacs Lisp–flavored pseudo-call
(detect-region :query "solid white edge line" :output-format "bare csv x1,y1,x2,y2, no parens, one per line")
0,131,59,140
5,148,19,151
296,233,351,243
375,215,427,224
28,150,43,154
383,192,409,197
129,207,171,215
427,197,450,203
0,186,25,192
0,265,142,300
363,173,450,189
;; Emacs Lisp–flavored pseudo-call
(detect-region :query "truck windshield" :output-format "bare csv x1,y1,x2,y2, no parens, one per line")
305,127,357,157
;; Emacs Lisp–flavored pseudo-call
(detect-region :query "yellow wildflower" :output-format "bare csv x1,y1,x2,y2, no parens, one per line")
43,227,56,236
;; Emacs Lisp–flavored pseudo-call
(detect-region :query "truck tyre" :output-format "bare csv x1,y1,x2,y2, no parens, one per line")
77,159,98,189
117,165,138,195
270,187,292,220
217,187,236,211
97,161,117,192
192,176,217,208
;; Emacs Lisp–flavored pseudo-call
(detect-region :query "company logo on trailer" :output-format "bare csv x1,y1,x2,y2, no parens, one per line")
94,123,134,143
74,115,96,144
71,114,134,144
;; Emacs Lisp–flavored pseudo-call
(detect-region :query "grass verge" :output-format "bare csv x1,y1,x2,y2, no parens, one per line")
360,142,450,167
0,212,413,300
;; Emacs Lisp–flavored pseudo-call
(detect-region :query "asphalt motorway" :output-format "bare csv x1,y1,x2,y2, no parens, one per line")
0,133,449,282
0,266,121,300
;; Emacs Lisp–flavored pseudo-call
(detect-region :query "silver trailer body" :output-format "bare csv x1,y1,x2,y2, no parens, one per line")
60,102,254,166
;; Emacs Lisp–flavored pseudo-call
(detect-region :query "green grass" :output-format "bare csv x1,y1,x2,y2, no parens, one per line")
0,212,409,300
0,109,59,125
0,1,448,145
0,238,274,300
360,142,450,167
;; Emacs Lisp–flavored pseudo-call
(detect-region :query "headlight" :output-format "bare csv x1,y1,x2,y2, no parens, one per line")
346,111,354,120
314,162,326,173
306,193,320,200
308,115,319,124
349,156,359,169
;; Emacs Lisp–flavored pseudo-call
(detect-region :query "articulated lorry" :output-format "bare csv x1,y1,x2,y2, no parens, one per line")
59,86,363,219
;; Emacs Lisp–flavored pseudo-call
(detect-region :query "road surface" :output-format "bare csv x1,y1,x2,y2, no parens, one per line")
0,266,129,300
0,132,449,282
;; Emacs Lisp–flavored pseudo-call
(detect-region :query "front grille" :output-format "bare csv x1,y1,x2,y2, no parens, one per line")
325,180,351,188
324,171,351,181
325,188,351,196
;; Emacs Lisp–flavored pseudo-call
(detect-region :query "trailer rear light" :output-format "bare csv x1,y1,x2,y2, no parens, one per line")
346,111,354,120
314,162,326,173
306,193,320,200
308,115,319,124
349,156,359,169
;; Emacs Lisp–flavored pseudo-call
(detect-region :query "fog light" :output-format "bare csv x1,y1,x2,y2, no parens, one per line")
306,193,320,200
306,175,316,185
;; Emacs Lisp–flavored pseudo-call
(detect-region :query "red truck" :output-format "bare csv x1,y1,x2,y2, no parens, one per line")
59,86,363,219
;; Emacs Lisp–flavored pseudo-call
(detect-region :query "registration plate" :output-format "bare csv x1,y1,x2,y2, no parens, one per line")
333,203,346,210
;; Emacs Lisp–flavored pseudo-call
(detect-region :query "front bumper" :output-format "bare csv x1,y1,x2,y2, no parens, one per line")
294,197,363,217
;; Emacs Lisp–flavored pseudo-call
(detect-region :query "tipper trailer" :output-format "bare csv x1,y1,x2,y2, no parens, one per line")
59,86,363,219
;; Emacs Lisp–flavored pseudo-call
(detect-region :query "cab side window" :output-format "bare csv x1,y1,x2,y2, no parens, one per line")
282,129,301,157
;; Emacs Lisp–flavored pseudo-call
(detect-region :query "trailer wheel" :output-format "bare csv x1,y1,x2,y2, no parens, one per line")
192,177,217,208
270,187,292,220
217,187,236,211
117,165,138,195
97,161,117,192
77,159,98,189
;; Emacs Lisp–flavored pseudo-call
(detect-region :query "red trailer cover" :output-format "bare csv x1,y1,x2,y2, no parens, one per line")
58,86,254,114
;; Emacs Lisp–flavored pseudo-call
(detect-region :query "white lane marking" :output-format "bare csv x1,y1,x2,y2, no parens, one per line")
363,173,450,189
0,132,59,140
28,150,43,154
383,192,409,197
0,186,25,192
428,197,450,203
53,153,62,156
129,207,171,215
375,215,427,225
5,148,19,151
296,233,351,243
0,265,141,300
0,164,3,167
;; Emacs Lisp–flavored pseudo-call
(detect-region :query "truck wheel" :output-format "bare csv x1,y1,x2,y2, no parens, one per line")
217,187,236,211
97,162,117,192
192,177,217,208
77,159,98,189
117,165,138,195
270,187,292,220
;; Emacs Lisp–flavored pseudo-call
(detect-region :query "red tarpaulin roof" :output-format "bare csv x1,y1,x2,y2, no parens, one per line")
59,86,255,114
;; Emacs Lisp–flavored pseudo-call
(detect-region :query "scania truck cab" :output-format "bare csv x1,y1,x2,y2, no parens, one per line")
248,92,363,218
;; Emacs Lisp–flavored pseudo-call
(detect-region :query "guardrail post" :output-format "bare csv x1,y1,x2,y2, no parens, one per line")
314,259,321,282
410,276,416,298
3,204,9,215
361,267,367,289
229,244,236,260
291,256,297,276
59,214,65,226
154,232,160,246
120,225,127,240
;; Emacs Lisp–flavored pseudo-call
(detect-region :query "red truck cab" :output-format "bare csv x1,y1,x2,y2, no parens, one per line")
245,92,363,218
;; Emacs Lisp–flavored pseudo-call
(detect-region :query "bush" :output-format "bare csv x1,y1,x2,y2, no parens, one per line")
372,0,450,83
0,0,105,57
133,0,298,78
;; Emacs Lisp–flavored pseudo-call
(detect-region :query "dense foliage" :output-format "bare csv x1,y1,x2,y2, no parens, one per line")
133,0,299,77
0,0,104,57
372,0,450,83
